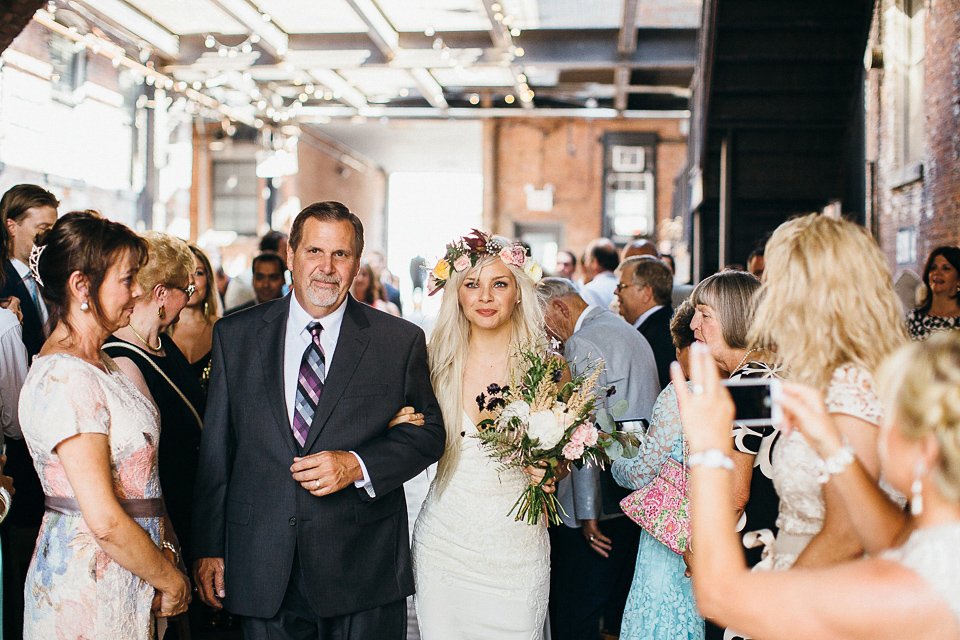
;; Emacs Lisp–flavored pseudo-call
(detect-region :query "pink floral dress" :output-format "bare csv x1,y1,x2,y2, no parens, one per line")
18,353,163,639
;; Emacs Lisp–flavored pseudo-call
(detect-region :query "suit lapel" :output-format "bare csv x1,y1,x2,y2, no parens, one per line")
257,297,300,455
301,296,369,452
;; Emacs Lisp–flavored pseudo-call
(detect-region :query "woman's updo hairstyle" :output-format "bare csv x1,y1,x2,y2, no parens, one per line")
34,211,147,334
878,331,960,504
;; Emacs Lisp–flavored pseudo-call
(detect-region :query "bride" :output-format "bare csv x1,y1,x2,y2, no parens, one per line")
411,231,555,639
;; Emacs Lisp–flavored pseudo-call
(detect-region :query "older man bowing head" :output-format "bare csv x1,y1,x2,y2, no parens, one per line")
537,277,661,640
192,201,446,640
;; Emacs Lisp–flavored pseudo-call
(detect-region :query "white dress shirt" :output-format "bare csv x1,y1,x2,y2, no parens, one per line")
283,293,374,496
573,304,598,335
0,309,27,441
580,271,618,310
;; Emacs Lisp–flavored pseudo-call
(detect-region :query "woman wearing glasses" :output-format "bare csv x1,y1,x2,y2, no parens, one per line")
103,231,204,639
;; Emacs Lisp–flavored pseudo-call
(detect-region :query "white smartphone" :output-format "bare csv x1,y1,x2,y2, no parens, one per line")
721,378,783,427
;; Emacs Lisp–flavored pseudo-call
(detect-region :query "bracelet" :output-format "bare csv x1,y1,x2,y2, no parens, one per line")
688,449,735,470
0,486,11,525
160,540,181,566
817,436,855,484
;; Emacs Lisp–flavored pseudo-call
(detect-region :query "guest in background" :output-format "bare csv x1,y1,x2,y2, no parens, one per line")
746,248,765,279
0,183,58,639
621,239,659,262
0,302,26,443
748,214,907,571
907,246,960,341
612,299,704,640
616,256,675,389
103,231,203,602
537,277,660,640
20,212,190,638
555,250,578,282
689,271,780,640
352,261,400,316
227,252,286,315
368,249,402,310
169,245,222,392
580,238,619,309
676,334,960,640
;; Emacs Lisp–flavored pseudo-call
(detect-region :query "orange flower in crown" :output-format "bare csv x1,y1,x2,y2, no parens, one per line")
427,229,542,295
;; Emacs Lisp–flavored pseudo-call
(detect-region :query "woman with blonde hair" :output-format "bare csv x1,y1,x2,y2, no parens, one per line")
103,232,204,637
748,213,907,570
411,231,556,639
168,245,222,392
674,333,960,640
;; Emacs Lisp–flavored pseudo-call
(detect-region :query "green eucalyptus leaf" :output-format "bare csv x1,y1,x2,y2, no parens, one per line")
610,398,629,419
596,408,616,433
604,439,624,460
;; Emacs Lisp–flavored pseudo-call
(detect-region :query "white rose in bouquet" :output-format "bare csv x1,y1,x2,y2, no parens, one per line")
499,400,530,425
528,409,565,450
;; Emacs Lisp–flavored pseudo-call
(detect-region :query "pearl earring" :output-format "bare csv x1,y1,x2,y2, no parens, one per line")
80,302,89,311
911,460,925,516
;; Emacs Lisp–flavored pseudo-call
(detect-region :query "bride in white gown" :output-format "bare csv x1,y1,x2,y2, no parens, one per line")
411,232,553,640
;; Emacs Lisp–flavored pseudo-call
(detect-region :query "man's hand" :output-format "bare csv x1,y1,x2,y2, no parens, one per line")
193,557,225,609
582,519,612,558
291,451,362,496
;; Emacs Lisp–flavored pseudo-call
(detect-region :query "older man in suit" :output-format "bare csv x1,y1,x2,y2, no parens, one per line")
616,256,675,389
192,201,446,640
537,277,661,640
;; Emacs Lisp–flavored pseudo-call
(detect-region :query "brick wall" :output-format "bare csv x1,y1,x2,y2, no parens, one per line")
868,0,960,280
486,117,687,258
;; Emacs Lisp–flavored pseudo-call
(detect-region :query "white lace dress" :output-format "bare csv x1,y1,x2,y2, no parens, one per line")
881,523,960,626
412,411,550,640
768,364,883,569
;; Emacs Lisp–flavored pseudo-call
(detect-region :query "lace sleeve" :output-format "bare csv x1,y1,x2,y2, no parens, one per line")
824,364,882,426
612,383,684,490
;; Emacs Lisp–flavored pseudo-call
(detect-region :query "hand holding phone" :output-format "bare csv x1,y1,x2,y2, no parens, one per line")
721,378,782,427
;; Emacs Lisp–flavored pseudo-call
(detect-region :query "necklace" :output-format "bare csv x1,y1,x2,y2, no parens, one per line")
129,323,162,353
730,348,758,377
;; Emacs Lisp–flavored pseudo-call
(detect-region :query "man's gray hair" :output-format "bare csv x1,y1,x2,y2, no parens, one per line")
536,277,581,305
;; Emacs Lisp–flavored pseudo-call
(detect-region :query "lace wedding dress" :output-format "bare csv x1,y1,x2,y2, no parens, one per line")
768,364,884,569
412,411,549,640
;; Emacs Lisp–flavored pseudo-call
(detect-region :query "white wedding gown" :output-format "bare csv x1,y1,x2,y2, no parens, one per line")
412,411,550,639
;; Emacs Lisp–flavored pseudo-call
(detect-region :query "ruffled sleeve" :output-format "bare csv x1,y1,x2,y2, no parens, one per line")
612,383,685,490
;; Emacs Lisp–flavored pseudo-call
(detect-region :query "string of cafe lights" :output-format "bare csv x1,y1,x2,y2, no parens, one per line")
30,8,264,128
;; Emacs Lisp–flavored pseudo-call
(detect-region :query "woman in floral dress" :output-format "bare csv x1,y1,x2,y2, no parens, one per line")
18,212,190,639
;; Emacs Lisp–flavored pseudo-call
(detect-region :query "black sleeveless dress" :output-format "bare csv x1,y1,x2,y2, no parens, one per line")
103,336,204,563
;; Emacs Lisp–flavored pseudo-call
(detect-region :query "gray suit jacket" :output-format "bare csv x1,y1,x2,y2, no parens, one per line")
192,294,446,618
556,306,661,527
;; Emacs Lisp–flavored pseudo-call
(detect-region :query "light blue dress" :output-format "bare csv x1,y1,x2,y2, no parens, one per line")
612,383,704,640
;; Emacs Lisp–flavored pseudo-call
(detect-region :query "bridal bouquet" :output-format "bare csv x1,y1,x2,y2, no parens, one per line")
474,344,640,526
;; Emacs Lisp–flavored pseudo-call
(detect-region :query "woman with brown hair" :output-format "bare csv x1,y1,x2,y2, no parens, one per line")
20,212,190,638
907,246,960,341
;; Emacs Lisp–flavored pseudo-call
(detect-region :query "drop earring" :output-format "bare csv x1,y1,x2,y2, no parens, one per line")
158,305,165,319
910,460,925,516
80,301,89,312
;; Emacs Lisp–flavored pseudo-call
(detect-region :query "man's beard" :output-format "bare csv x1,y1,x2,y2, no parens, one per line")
306,275,342,308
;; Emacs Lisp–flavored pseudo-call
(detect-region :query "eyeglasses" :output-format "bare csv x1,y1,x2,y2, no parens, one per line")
173,284,196,299
615,282,639,293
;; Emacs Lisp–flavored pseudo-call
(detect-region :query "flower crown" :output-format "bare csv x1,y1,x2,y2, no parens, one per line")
428,229,542,295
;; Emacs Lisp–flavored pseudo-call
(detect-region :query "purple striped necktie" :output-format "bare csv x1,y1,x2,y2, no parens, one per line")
292,322,325,446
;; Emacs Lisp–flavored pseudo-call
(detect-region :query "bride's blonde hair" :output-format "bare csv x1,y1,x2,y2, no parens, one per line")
428,251,546,494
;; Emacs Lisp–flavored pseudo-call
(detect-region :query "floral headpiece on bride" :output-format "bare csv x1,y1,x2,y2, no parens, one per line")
427,229,542,296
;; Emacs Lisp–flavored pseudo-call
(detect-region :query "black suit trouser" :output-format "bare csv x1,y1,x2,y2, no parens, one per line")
240,547,406,640
548,516,641,640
